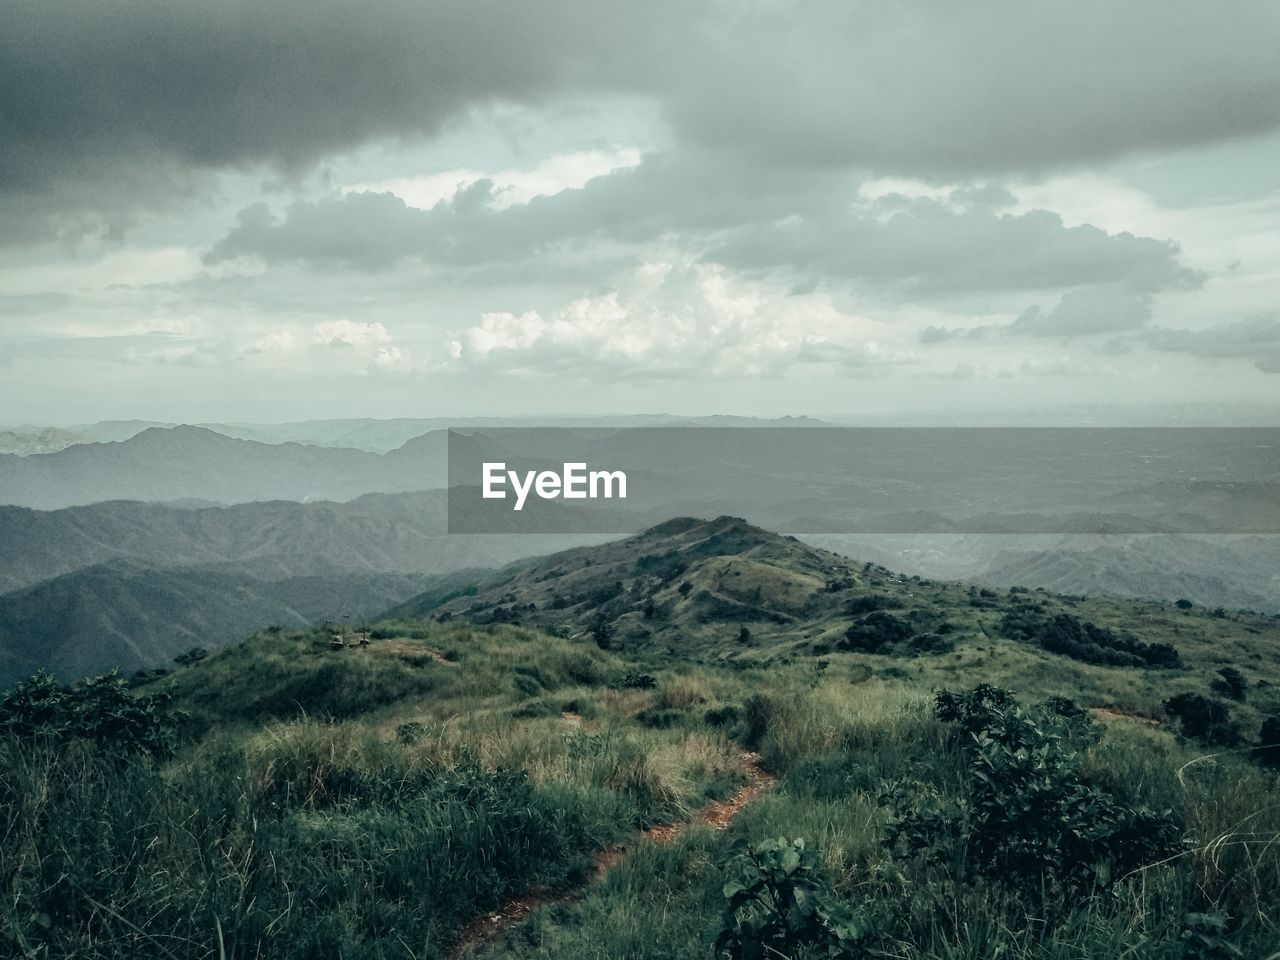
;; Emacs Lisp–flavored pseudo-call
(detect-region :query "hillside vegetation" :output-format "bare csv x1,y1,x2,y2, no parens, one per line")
3,518,1280,959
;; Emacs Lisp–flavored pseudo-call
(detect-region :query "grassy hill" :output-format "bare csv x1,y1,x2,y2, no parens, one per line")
394,517,1280,722
3,518,1279,959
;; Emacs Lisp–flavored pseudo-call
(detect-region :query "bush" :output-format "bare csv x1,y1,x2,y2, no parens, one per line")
1182,912,1245,959
1164,692,1242,746
885,686,1184,898
613,673,657,690
173,646,209,666
1000,610,1182,668
704,704,742,728
907,632,954,655
714,837,870,960
840,611,911,653
1256,715,1280,768
1211,667,1247,702
848,593,897,615
0,671,179,758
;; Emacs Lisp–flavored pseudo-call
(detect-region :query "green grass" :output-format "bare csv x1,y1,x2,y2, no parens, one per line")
4,611,1280,959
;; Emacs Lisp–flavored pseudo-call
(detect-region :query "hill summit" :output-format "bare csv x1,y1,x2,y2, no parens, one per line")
391,516,942,656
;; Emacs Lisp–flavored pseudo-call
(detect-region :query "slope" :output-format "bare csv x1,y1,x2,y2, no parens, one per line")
0,560,440,686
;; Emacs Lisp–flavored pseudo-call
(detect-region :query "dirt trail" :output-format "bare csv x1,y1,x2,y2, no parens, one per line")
449,750,775,959
1090,707,1159,726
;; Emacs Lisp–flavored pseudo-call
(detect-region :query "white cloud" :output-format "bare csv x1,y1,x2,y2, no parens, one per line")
446,262,907,380
369,344,411,373
311,319,392,347
238,328,299,357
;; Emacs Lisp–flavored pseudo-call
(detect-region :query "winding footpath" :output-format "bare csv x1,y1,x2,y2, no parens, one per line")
449,749,776,959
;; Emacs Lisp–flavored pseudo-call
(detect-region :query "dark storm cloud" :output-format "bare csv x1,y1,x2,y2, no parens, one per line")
0,0,668,185
661,1,1280,176
0,0,674,241
6,0,1280,228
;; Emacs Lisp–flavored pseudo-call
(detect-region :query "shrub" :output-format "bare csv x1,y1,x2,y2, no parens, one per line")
741,693,777,748
0,671,180,758
1176,598,1194,610
1163,692,1242,746
704,704,742,728
396,720,429,745
714,837,870,960
848,593,897,615
590,619,615,650
1210,667,1247,702
907,632,954,655
1256,715,1280,768
1182,912,1244,959
513,673,543,698
613,673,657,690
637,707,684,729
840,611,911,653
173,647,209,666
885,686,1184,898
1000,610,1182,668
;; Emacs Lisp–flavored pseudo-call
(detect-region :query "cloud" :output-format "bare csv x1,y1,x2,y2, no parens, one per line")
656,2,1280,176
311,319,391,348
346,147,643,211
0,1,666,183
208,193,436,272
706,192,1199,296
10,0,1280,242
1146,316,1280,372
444,262,905,380
918,284,1162,341
0,292,69,315
206,151,826,272
1010,285,1154,337
208,169,1199,306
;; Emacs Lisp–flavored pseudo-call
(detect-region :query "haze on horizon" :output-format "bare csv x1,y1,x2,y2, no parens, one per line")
3,1,1280,425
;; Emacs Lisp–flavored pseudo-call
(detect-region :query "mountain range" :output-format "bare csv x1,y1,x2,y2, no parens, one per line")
0,560,441,687
3,419,1279,688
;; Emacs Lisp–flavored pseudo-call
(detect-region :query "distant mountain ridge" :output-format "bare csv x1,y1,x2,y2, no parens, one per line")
0,561,444,687
0,425,448,509
0,490,601,594
0,417,837,508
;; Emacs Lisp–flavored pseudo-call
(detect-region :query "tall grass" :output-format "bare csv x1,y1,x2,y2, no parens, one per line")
5,618,1280,959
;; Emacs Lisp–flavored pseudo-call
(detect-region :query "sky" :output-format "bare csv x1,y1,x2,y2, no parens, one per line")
3,0,1280,425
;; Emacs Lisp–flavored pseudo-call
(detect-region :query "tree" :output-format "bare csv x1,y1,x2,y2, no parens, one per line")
1164,692,1240,746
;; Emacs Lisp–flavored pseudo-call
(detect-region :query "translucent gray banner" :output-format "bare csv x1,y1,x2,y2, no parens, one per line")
446,427,1280,534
